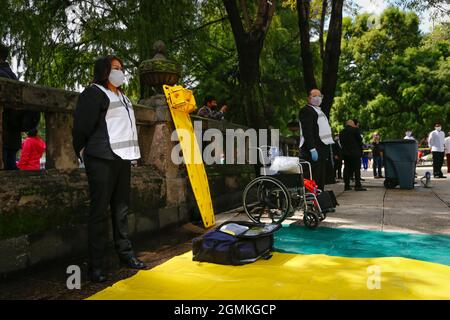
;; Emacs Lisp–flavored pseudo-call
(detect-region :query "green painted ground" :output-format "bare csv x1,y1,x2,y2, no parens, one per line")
274,225,450,266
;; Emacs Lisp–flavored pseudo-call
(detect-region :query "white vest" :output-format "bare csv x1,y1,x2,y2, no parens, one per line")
310,105,334,145
93,84,141,160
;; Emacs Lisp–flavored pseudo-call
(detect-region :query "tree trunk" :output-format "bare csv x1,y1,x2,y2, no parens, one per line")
297,0,318,95
321,0,344,117
319,0,328,60
223,0,276,129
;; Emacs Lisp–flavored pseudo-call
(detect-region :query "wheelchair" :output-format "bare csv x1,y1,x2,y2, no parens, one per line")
242,146,326,229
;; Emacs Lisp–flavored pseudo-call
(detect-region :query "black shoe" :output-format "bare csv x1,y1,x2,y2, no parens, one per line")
344,186,351,191
439,175,447,179
120,256,146,270
89,269,108,283
355,186,367,191
360,178,366,182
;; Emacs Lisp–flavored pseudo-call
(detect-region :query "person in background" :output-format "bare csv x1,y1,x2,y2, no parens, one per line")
404,130,415,140
1,42,21,170
72,55,146,283
216,102,228,121
445,132,450,174
332,134,343,180
428,122,446,179
340,120,367,191
404,130,418,177
17,128,46,171
361,144,370,171
299,89,334,191
372,133,383,179
197,96,227,120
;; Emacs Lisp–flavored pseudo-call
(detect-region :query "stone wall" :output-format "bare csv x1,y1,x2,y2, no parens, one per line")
0,78,257,275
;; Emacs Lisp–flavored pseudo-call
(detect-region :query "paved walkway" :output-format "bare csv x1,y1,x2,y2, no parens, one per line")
1,166,449,299
321,166,450,235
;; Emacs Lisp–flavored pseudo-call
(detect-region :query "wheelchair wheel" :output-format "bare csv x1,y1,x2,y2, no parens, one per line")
308,203,326,221
243,176,291,224
303,211,319,229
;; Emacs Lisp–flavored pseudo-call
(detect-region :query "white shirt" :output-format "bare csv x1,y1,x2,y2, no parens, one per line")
445,136,450,154
428,130,445,152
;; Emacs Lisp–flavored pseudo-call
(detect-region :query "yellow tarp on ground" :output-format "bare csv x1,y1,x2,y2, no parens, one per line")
88,252,450,300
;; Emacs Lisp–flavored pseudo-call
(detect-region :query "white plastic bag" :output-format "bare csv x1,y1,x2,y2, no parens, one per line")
269,156,301,174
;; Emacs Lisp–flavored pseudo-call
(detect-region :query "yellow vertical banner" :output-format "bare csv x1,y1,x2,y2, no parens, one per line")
163,85,215,228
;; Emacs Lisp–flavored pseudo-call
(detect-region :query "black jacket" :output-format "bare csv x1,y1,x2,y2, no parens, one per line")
0,62,18,79
1,62,22,150
339,126,363,158
332,140,343,159
299,104,327,152
372,141,382,157
72,85,116,160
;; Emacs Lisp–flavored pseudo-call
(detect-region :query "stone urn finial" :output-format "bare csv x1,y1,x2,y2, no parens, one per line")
139,40,180,96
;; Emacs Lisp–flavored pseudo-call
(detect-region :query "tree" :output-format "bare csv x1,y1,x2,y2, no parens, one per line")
0,0,198,99
331,8,450,141
223,0,277,128
296,0,344,117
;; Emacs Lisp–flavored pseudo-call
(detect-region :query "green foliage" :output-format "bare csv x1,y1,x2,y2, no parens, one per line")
332,7,450,141
1,2,448,137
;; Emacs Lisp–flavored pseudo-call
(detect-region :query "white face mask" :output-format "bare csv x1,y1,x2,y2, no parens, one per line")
436,127,442,132
109,69,125,88
310,96,323,107
406,131,412,137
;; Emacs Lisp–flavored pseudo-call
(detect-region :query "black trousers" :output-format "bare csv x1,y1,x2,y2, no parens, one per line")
302,144,330,191
84,154,134,269
334,158,343,179
2,147,19,170
432,152,445,177
344,155,362,188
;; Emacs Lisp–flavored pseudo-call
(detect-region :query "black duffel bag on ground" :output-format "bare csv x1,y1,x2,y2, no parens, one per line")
192,221,281,266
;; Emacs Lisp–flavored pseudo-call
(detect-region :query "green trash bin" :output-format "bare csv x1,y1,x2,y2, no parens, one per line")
380,140,418,189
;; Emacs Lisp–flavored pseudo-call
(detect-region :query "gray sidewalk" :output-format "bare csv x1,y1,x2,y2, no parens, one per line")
321,166,450,235
218,166,450,235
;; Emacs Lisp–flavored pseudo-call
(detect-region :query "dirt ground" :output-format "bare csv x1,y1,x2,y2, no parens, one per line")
0,223,206,300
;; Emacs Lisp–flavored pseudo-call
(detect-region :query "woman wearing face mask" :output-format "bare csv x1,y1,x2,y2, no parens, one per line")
72,56,145,283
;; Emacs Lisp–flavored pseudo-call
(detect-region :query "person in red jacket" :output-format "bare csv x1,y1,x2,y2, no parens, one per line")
17,128,46,171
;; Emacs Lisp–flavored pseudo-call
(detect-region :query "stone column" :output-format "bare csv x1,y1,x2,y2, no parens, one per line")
0,105,3,170
45,112,78,170
138,41,188,208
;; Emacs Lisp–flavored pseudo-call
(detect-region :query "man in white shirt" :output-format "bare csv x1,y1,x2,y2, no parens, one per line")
404,130,415,140
445,131,450,174
428,122,446,178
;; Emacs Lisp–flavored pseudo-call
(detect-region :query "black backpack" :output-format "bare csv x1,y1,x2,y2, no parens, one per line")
192,221,281,266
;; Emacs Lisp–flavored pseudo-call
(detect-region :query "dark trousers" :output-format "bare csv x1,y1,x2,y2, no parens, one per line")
447,154,450,174
362,157,369,170
373,156,383,177
302,144,330,191
2,147,19,170
334,158,343,179
84,154,134,269
432,152,445,177
344,155,362,188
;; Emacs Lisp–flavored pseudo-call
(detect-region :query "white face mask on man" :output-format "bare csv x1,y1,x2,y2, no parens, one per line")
109,69,126,88
436,126,442,132
310,96,323,107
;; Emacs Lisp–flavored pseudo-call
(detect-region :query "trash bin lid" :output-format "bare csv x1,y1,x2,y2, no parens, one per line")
380,139,417,145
